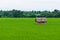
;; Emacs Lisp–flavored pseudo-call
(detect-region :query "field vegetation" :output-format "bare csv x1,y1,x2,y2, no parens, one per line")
0,18,60,40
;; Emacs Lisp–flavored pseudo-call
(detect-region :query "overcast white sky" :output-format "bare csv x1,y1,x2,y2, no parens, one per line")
0,0,60,11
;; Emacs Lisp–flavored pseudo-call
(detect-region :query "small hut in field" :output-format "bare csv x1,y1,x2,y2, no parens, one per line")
35,17,47,23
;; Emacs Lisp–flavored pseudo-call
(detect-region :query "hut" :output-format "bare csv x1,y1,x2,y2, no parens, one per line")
35,17,47,23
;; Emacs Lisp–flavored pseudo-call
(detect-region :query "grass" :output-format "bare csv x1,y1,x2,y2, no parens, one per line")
0,18,60,40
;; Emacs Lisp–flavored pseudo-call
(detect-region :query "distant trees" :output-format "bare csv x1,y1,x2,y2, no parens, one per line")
0,9,60,18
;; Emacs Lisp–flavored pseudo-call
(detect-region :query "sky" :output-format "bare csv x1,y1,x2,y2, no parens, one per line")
0,0,60,11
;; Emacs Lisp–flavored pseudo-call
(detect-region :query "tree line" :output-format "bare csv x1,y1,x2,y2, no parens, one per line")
0,9,60,18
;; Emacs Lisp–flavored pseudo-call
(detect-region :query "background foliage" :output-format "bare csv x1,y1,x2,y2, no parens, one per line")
0,9,60,18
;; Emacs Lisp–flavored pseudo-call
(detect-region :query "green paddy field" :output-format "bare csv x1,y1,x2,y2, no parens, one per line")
0,18,60,40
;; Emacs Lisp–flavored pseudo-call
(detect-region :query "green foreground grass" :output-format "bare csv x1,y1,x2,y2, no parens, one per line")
0,18,60,40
